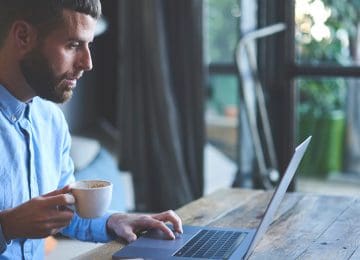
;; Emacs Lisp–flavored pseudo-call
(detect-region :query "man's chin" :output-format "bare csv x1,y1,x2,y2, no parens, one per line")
57,90,73,103
40,90,73,104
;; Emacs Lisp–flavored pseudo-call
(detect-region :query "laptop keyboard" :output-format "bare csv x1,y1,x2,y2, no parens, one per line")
173,229,246,259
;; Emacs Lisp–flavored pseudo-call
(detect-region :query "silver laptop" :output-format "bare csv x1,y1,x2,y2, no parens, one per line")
113,136,311,260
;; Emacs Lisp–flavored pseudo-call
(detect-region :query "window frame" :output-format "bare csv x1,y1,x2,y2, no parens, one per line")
265,0,360,189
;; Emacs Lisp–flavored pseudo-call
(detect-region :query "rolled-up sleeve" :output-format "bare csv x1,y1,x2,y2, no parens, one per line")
58,120,116,243
61,211,116,242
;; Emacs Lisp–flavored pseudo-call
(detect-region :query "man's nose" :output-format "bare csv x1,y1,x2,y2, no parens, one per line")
77,47,93,71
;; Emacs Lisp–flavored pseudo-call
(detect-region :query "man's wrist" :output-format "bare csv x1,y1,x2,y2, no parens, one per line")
0,218,10,254
0,211,11,241
106,213,118,239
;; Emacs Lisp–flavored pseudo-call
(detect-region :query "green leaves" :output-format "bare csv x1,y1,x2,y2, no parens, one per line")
298,78,346,116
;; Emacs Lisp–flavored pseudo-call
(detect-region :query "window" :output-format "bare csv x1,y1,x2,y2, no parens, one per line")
296,0,359,66
205,0,360,193
205,0,241,161
293,0,360,194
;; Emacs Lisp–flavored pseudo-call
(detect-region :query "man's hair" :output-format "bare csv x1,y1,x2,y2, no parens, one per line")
0,0,102,47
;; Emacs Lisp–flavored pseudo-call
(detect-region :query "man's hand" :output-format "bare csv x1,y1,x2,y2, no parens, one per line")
107,210,183,243
0,186,75,240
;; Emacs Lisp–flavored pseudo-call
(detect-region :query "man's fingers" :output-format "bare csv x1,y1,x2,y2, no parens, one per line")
52,193,75,205
119,226,137,243
49,206,74,220
41,193,75,208
57,205,75,215
63,193,75,204
42,186,71,197
143,219,175,240
41,217,74,236
107,211,183,243
152,210,183,233
154,221,176,240
49,219,73,230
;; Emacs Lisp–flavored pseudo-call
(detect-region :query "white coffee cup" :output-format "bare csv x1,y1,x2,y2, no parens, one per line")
70,180,113,218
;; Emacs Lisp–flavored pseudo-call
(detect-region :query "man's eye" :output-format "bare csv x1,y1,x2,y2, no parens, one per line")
69,42,80,49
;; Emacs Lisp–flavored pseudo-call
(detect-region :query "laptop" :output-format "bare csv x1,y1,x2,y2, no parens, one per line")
113,136,311,260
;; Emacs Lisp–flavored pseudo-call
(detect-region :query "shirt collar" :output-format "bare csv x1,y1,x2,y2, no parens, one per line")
0,84,30,123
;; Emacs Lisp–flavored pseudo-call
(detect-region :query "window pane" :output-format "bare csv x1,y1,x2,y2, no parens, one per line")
207,74,239,116
296,77,360,191
205,0,240,64
206,74,239,160
295,0,360,66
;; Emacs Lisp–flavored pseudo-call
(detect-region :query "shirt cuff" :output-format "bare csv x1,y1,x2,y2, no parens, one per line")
89,211,117,242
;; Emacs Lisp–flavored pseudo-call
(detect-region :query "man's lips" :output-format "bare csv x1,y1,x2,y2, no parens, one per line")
61,73,83,89
64,78,78,89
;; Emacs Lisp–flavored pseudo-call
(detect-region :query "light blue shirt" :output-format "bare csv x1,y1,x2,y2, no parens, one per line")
0,84,114,260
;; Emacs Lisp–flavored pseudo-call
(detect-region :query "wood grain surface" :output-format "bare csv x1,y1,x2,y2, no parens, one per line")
75,188,360,260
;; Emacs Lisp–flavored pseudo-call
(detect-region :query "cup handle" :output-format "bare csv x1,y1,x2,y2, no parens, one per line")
64,192,76,212
66,204,76,212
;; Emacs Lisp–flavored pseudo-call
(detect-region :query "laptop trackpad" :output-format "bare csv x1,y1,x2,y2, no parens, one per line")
135,228,193,249
113,230,194,259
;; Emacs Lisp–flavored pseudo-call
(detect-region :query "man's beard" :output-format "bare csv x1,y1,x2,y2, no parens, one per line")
20,48,73,103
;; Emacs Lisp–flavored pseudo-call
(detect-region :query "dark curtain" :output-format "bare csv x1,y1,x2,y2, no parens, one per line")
117,0,205,212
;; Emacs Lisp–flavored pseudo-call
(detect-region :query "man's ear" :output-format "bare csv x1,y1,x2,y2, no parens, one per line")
11,21,37,52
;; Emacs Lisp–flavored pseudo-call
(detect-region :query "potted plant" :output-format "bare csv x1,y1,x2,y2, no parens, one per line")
297,78,346,178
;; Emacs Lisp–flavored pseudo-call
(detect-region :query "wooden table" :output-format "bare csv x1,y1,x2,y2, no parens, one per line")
75,188,360,260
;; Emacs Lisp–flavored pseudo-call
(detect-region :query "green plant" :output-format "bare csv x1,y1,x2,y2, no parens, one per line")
298,78,346,117
297,78,346,178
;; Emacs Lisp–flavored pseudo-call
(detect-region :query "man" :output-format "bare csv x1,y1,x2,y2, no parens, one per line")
0,0,183,259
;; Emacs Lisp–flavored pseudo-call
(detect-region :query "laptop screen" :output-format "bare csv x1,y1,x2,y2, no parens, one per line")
244,136,311,259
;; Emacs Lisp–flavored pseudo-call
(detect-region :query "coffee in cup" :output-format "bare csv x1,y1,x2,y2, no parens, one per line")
70,180,113,218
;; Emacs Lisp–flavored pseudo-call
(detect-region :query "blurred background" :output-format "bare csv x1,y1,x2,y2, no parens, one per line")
61,0,360,212
46,0,360,258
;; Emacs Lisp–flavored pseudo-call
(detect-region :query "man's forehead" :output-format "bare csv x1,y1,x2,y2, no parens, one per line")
59,9,98,42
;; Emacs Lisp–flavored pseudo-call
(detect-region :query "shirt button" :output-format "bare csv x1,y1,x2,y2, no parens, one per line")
11,115,16,122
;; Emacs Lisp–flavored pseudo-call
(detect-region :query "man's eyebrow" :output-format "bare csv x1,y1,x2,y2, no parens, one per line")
66,39,95,49
67,38,94,44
